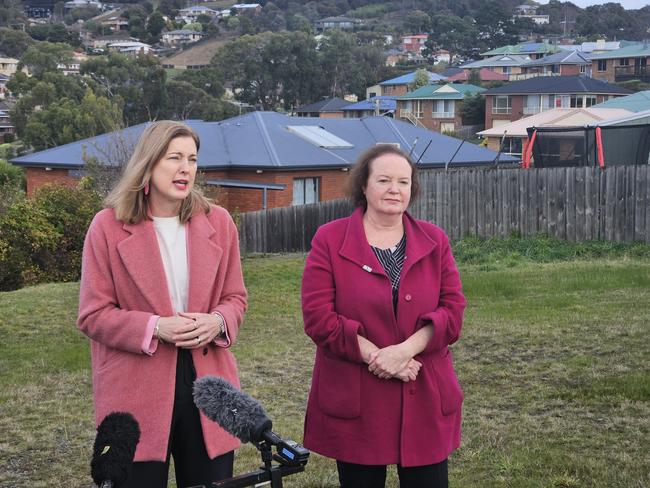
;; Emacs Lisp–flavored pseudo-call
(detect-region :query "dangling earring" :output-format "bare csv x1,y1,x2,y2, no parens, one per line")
144,182,150,196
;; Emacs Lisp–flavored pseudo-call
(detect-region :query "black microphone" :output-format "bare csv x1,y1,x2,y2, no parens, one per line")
193,376,309,466
90,412,141,488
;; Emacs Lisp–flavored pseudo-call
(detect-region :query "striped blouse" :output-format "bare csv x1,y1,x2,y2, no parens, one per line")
371,233,406,313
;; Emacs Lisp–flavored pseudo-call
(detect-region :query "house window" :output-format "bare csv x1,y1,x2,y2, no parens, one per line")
414,100,423,118
502,66,512,75
597,59,607,72
570,95,583,108
440,122,455,133
554,94,570,108
433,100,454,118
619,58,630,66
501,137,523,157
293,177,320,205
580,64,586,74
492,96,512,114
585,96,597,107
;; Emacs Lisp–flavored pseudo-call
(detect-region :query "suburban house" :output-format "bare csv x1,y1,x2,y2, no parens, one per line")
396,83,486,133
91,32,135,49
176,6,220,24
478,107,631,157
64,0,101,12
342,96,396,118
232,3,262,14
0,57,20,77
517,50,592,79
401,34,428,53
589,43,650,83
0,107,15,142
0,74,9,98
512,4,549,24
482,75,631,130
446,67,508,83
481,42,561,59
593,90,650,112
379,70,446,96
162,30,205,47
460,55,531,80
11,113,511,213
294,98,350,118
106,41,152,56
100,15,129,32
314,16,362,31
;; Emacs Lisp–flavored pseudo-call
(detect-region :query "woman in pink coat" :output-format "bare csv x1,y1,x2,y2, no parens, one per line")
302,145,466,488
77,121,247,488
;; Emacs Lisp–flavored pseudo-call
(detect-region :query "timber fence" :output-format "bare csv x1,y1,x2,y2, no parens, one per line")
239,166,650,253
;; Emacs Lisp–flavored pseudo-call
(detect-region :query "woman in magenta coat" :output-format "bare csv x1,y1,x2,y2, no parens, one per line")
302,145,466,488
77,121,247,487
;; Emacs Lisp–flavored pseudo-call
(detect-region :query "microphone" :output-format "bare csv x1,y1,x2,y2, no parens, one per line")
90,412,141,488
193,376,309,466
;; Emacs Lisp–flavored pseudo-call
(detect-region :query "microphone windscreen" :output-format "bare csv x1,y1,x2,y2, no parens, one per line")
91,412,140,488
193,376,271,443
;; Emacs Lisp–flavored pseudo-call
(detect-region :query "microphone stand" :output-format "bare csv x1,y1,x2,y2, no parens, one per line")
211,440,306,488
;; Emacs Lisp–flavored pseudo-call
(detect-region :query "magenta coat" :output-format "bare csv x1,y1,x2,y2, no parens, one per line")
301,207,466,467
77,206,247,462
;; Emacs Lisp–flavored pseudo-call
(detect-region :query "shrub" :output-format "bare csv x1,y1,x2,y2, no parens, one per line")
0,182,102,290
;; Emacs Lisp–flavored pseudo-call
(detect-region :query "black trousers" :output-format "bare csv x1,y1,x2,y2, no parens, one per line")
337,459,448,488
123,349,234,488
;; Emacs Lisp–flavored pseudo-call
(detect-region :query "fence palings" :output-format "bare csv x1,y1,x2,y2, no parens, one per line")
239,166,650,253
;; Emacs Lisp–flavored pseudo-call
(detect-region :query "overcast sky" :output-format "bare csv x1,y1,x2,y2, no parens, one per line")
536,1,649,8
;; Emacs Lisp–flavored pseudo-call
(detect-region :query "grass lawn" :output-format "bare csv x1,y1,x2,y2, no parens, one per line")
0,247,648,487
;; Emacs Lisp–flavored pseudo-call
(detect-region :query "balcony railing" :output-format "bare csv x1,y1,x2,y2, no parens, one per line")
614,65,650,82
433,111,454,119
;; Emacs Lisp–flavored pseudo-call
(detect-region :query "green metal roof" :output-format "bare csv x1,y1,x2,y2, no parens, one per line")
590,43,650,59
397,83,485,100
480,42,561,57
592,90,650,112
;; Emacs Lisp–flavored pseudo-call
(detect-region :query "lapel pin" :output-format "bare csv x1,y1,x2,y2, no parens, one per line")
362,265,372,273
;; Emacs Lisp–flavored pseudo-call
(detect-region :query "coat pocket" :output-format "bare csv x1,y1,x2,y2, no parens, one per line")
431,350,464,416
317,352,361,419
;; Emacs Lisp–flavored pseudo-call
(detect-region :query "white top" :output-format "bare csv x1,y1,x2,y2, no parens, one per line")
152,216,188,313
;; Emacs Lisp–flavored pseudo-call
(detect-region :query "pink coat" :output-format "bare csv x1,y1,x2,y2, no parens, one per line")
301,207,466,467
77,206,247,462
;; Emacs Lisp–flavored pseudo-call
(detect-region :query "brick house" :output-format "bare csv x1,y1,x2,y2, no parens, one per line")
460,55,532,81
294,98,349,118
11,112,509,213
396,83,486,133
517,50,592,80
589,43,650,84
379,70,446,96
401,34,428,53
482,75,631,130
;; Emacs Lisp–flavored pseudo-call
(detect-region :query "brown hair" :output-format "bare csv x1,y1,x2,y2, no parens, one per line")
346,144,420,209
105,120,212,224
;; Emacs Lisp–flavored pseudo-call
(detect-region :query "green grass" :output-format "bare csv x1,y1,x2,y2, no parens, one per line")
0,247,649,487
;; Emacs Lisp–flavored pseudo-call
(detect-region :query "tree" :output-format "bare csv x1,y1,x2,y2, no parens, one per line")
460,93,485,125
27,23,82,46
212,31,322,110
174,67,225,98
145,10,166,44
81,53,168,124
474,1,519,52
409,68,430,91
0,27,34,58
428,14,478,61
405,9,431,33
17,41,73,78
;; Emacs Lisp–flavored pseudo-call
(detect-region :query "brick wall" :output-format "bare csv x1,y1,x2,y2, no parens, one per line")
485,95,524,130
23,166,352,214
25,167,78,196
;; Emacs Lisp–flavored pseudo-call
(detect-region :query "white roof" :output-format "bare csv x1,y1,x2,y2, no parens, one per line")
479,108,633,137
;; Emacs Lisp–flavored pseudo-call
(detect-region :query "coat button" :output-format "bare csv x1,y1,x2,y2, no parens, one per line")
405,294,412,301
202,347,208,356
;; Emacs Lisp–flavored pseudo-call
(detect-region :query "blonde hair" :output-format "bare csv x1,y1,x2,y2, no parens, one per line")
105,120,212,224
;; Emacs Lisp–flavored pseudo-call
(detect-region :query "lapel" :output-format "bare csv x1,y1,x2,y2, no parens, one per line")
338,207,386,277
338,207,437,279
185,211,223,312
117,219,175,316
401,212,437,278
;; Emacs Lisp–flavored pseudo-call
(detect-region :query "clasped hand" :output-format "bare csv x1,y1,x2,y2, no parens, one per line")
368,344,421,382
156,312,221,349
